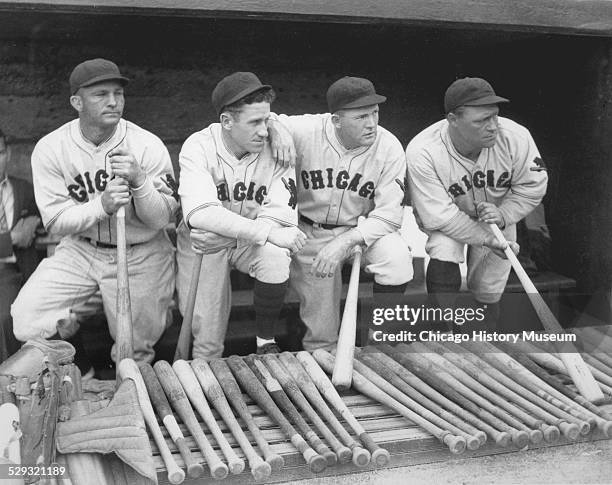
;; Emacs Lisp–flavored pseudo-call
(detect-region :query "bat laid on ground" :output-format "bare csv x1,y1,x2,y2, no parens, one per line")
315,349,466,454
117,359,185,485
153,361,228,480
226,355,327,473
296,351,391,466
173,360,248,474
139,363,204,478
207,359,285,471
278,352,371,467
489,223,603,403
332,245,362,391
174,252,203,362
115,207,133,369
191,359,270,481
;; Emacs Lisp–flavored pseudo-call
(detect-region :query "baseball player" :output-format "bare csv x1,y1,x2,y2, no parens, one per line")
406,77,548,329
268,76,413,351
176,71,305,360
11,58,178,365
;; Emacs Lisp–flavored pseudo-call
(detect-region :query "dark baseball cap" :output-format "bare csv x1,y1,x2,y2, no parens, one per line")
444,77,509,114
212,72,271,115
69,58,129,95
327,77,386,113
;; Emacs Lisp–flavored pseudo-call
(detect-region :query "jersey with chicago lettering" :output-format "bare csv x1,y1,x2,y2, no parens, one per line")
406,116,548,231
275,113,406,246
179,123,297,230
31,118,178,245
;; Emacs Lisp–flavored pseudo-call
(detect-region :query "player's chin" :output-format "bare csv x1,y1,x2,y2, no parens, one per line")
249,141,266,153
360,134,377,146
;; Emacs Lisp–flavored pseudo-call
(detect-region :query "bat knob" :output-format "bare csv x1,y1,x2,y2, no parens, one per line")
443,434,466,455
351,446,371,467
186,463,205,479
265,454,285,471
511,430,529,448
167,468,186,485
541,424,560,443
209,462,229,480
578,421,591,435
494,432,511,448
250,461,272,481
475,431,487,446
371,447,390,467
559,422,580,441
323,450,337,466
306,453,327,473
466,435,480,451
336,446,353,464
229,458,245,475
529,429,544,445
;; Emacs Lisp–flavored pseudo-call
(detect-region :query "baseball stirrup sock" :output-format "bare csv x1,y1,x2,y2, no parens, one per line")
426,259,462,294
254,280,289,340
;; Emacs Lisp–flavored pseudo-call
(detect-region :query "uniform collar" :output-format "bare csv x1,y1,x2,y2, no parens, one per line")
70,118,127,154
440,121,486,165
324,114,370,158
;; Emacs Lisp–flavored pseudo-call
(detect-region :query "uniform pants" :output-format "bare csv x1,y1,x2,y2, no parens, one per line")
11,233,175,364
176,227,291,360
290,222,413,351
425,224,516,304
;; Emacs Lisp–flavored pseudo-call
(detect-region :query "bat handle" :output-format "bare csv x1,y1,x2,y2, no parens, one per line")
174,252,204,361
489,223,538,293
115,205,133,368
358,432,389,467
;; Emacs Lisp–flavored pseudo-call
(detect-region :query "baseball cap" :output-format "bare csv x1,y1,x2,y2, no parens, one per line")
212,72,271,115
444,77,509,113
69,58,129,95
326,77,386,113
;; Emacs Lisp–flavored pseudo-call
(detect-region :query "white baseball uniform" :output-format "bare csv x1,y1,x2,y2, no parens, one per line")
176,123,297,359
274,113,413,350
406,116,548,303
11,118,178,363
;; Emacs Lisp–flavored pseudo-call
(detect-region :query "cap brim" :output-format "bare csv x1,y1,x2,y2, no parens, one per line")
78,74,130,91
339,93,387,111
463,95,509,107
218,84,272,113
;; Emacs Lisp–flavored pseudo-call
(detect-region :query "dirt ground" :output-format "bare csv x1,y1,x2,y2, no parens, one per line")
286,440,612,485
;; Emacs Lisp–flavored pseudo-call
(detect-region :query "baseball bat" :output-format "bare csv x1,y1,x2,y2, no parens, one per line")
314,349,466,454
460,341,585,439
296,351,391,466
352,352,482,450
153,361,228,480
278,352,372,467
225,355,327,473
495,342,612,433
247,356,338,466
207,359,284,471
172,360,247,475
577,326,612,353
174,252,203,362
411,342,545,440
191,359,270,480
262,354,353,462
489,223,603,403
140,364,203,478
115,207,134,368
353,349,484,449
332,245,362,391
389,344,530,448
116,359,185,484
368,346,511,446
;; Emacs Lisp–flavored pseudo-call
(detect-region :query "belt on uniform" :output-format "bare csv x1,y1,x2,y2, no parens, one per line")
80,237,144,249
299,214,343,230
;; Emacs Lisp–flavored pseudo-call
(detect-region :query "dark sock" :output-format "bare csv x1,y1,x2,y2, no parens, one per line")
254,280,288,341
427,259,462,332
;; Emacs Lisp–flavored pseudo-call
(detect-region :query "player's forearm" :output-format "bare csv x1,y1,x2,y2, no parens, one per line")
45,198,109,235
357,216,396,247
438,213,492,247
131,176,177,229
188,206,272,245
498,193,544,227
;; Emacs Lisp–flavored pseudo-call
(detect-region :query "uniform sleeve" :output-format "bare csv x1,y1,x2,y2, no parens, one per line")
357,137,405,246
178,136,271,245
497,129,548,226
129,136,178,229
257,162,298,227
32,140,108,236
406,143,491,246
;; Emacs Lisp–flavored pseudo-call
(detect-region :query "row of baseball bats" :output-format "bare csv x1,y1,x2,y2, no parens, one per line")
314,336,612,457
116,351,391,484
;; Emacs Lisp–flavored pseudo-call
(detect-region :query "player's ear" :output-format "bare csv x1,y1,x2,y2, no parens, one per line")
70,95,83,113
331,112,342,129
220,111,234,131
